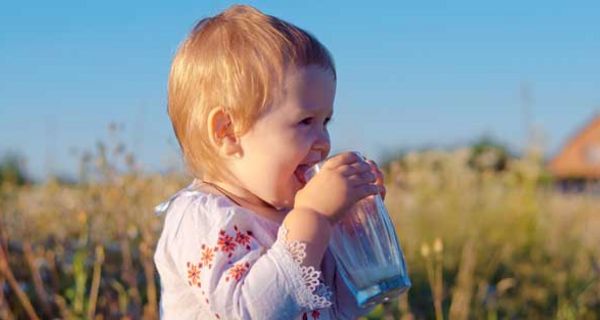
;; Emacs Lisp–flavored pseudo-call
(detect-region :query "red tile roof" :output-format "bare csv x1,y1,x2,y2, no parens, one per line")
549,114,600,179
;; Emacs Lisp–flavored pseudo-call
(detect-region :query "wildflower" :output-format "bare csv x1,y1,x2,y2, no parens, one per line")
420,243,430,258
433,238,443,253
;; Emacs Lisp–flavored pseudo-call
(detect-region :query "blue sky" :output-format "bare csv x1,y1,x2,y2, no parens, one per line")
1,0,599,180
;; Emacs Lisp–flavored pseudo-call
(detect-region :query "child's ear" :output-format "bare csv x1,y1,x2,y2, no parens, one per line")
207,108,242,158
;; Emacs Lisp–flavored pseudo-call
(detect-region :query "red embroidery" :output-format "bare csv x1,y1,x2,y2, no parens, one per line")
217,230,237,257
201,244,215,268
225,262,249,282
186,262,201,287
311,310,321,319
185,226,257,291
234,226,253,250
302,311,320,319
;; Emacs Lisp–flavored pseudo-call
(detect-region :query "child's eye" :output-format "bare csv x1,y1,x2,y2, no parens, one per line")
299,117,313,126
299,117,332,127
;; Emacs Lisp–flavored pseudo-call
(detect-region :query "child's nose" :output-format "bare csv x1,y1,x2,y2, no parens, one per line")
312,131,330,155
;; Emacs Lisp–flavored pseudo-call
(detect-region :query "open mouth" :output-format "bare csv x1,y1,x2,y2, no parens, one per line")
294,164,310,184
294,160,322,185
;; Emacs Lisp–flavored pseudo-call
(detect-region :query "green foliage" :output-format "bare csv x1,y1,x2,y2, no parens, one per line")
468,136,512,172
0,152,28,185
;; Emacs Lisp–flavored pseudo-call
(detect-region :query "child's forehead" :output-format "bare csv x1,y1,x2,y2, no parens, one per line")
273,67,335,113
276,93,335,118
283,65,335,85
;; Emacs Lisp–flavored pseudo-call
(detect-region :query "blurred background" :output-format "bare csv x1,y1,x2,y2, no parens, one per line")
1,0,599,319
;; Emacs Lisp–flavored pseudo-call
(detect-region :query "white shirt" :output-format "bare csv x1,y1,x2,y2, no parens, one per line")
153,180,372,320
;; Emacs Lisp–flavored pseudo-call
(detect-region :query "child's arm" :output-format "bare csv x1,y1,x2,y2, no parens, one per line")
284,155,386,319
283,152,379,269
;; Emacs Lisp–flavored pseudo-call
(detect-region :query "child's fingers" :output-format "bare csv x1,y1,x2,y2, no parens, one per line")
378,184,386,200
354,183,379,199
366,159,381,175
322,152,362,169
337,162,371,176
347,171,377,186
366,159,386,199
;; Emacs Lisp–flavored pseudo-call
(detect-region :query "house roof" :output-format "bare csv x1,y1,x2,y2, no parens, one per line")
549,114,600,179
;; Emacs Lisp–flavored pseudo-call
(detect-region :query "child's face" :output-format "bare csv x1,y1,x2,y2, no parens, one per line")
230,65,336,210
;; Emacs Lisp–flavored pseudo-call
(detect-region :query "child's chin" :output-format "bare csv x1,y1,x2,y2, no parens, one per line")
275,187,301,210
269,178,303,210
272,197,294,211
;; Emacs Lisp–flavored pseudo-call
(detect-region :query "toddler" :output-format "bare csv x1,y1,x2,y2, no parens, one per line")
154,5,386,319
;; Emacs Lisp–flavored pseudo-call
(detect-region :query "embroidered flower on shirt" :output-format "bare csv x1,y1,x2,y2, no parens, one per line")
200,244,215,268
234,225,253,250
186,226,258,289
302,310,321,320
186,262,201,287
225,262,250,282
217,230,237,257
311,310,321,319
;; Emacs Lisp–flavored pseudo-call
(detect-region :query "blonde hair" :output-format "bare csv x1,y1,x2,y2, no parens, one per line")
168,4,336,180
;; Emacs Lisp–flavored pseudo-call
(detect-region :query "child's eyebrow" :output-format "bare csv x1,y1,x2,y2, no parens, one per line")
296,105,333,118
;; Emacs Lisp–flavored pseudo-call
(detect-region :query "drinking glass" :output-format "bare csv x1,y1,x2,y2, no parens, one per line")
305,155,411,307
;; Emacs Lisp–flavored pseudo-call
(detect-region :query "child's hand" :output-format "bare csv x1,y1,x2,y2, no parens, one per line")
294,152,379,224
366,159,386,200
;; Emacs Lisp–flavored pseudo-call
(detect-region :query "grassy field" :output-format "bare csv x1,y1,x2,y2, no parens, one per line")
1,140,599,319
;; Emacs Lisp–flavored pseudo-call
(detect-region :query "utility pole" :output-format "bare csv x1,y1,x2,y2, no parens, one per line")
44,115,57,180
520,81,533,152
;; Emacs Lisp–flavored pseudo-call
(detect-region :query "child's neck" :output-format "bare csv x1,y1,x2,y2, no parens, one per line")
198,179,287,224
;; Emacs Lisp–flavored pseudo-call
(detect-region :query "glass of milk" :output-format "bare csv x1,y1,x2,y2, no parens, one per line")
305,155,411,307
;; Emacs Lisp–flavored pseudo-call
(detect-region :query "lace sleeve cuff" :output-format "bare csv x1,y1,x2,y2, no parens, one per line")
271,225,333,311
